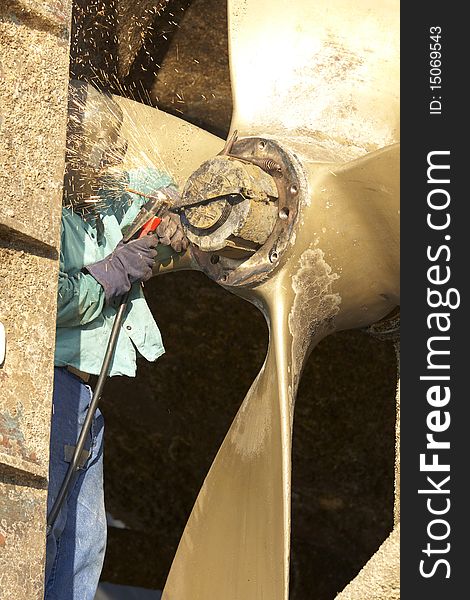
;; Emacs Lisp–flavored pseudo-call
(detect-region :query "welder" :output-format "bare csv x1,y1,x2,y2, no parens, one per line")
44,80,188,600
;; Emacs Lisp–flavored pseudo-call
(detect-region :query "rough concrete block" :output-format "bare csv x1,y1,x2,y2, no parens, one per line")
0,0,70,248
0,479,48,600
4,0,70,32
336,525,400,600
0,1,72,597
0,241,59,477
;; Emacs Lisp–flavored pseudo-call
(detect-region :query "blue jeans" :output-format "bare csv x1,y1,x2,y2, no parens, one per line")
45,367,106,600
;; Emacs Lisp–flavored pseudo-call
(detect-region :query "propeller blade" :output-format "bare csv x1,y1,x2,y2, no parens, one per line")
227,0,399,157
162,267,336,600
112,95,223,188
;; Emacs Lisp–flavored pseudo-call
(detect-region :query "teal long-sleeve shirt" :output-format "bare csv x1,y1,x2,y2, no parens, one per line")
54,167,173,377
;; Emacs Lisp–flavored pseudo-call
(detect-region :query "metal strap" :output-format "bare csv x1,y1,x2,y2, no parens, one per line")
64,444,91,469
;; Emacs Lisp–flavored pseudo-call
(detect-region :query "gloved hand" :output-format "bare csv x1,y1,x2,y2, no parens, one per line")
85,235,158,302
156,212,189,253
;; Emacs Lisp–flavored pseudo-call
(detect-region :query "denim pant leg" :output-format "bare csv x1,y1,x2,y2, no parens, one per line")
45,368,107,600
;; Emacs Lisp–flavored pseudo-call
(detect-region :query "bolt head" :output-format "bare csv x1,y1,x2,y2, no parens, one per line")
269,250,279,263
290,184,298,195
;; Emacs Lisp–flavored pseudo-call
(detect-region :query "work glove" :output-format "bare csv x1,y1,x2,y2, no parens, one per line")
156,212,189,253
85,235,158,302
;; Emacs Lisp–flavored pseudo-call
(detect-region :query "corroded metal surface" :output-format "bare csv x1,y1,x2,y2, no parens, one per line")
187,138,303,287
181,154,279,251
182,155,278,203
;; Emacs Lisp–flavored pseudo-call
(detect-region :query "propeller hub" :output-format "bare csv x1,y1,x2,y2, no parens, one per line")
180,155,279,253
180,137,304,287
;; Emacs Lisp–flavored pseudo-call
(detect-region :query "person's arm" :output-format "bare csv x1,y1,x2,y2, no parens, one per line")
57,230,159,326
56,248,106,327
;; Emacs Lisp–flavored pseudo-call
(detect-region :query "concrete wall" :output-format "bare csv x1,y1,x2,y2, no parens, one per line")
0,1,71,597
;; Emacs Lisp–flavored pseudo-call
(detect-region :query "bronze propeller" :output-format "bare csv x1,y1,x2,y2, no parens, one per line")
109,0,399,597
